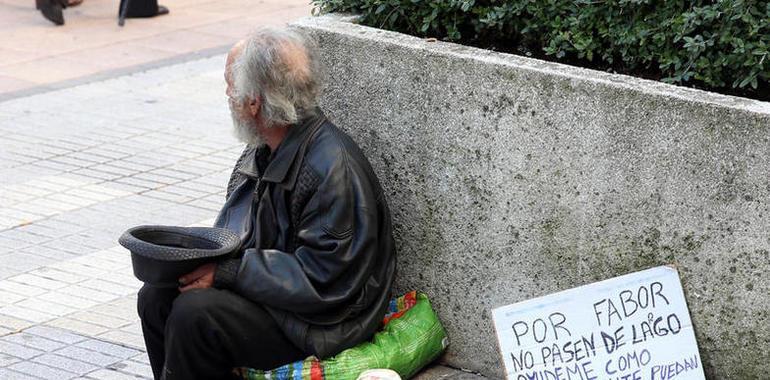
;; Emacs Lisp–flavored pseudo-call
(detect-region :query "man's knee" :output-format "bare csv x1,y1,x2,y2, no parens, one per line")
137,285,178,320
165,289,223,334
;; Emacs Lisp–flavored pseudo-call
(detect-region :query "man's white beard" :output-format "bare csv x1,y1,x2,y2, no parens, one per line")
229,103,265,147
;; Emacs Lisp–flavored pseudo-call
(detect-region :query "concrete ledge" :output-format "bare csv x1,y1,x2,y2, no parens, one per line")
292,14,770,379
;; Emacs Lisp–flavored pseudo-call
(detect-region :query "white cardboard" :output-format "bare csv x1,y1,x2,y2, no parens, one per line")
492,266,705,380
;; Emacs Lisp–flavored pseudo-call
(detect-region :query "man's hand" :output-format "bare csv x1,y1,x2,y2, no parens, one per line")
179,263,216,292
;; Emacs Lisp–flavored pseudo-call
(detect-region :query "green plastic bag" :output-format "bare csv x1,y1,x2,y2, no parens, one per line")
238,292,448,380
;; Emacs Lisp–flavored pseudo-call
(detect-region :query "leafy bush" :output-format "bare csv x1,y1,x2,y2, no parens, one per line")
312,0,769,100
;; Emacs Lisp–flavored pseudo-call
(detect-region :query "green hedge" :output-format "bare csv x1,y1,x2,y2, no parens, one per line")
312,0,769,100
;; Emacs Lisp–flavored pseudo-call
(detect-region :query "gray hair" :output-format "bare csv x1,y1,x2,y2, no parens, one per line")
231,28,322,126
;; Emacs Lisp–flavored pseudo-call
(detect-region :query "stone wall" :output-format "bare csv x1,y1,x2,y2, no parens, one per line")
291,15,770,379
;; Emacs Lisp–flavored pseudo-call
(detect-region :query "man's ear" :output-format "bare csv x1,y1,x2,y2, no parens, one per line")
248,97,260,118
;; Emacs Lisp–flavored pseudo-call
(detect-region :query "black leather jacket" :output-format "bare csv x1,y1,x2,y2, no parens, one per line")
212,109,396,359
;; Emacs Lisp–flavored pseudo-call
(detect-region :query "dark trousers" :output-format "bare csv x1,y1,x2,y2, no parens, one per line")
137,286,307,380
118,0,157,17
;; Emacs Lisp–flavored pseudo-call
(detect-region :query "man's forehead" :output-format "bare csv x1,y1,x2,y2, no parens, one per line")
226,40,246,67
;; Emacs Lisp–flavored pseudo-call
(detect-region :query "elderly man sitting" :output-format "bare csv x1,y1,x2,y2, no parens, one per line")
137,28,397,380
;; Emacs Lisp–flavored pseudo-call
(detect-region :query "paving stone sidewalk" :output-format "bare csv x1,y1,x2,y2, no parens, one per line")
0,54,241,379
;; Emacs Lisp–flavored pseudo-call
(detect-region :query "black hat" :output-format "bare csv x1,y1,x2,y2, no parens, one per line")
119,225,241,288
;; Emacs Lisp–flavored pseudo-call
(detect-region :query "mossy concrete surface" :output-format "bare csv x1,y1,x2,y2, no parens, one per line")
291,14,770,380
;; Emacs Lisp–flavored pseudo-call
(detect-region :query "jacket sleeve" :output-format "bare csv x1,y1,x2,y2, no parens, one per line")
214,160,380,314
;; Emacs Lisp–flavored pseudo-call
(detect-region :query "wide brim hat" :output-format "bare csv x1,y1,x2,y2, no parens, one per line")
119,225,241,288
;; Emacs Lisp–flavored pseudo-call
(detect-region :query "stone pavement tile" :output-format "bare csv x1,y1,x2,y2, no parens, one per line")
146,168,197,181
59,232,118,251
46,193,99,209
7,360,79,379
16,298,78,318
96,330,144,351
99,273,142,291
69,311,132,330
0,230,51,246
72,168,124,182
0,314,34,331
140,189,194,203
12,223,66,240
0,339,44,360
132,171,185,185
37,236,98,256
27,267,89,284
0,75,35,94
75,340,141,360
79,279,136,297
67,152,113,165
71,256,127,272
112,177,161,190
35,292,100,310
19,246,78,261
79,184,131,199
171,178,222,193
156,184,211,199
0,56,106,85
33,160,81,173
0,367,42,380
0,290,25,305
46,318,110,338
27,219,84,237
118,322,142,338
52,346,122,367
83,149,132,162
102,160,155,174
0,203,48,219
0,351,22,367
0,280,48,298
186,198,224,212
56,43,180,71
106,358,153,378
32,353,100,376
24,326,88,345
63,188,116,203
87,164,138,178
26,197,81,213
129,352,150,365
1,252,55,272
87,299,138,321
2,332,66,352
86,367,151,380
0,305,56,324
49,156,98,169
8,273,69,291
93,247,130,264
93,181,146,195
0,268,21,282
57,285,118,303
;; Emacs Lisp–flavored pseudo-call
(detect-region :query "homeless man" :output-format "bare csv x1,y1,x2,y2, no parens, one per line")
136,28,397,380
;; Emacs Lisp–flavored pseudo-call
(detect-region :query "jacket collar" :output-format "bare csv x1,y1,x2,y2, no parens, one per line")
237,109,326,189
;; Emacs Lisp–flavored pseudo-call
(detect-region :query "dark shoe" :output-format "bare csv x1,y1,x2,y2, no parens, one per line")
35,0,65,25
156,5,169,16
124,4,169,18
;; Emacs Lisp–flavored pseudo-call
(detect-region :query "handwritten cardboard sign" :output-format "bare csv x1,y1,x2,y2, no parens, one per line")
492,266,705,380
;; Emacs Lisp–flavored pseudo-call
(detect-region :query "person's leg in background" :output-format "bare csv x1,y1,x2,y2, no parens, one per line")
35,0,80,26
118,0,169,19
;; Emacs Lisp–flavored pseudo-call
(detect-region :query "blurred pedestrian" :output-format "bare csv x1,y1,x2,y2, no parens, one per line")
36,0,81,26
35,0,168,26
118,0,168,19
